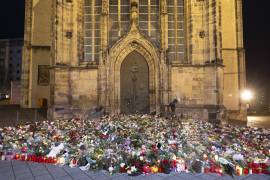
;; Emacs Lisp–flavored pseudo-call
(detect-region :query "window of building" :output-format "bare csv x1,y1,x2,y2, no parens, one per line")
109,0,130,46
139,0,160,45
38,65,50,86
167,0,185,63
84,0,101,62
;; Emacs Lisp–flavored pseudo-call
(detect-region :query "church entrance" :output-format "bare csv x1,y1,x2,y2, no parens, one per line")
120,51,150,114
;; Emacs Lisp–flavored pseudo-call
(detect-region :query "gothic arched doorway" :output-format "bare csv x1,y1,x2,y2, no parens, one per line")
120,51,150,114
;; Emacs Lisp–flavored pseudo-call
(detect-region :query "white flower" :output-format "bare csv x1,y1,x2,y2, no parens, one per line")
109,166,114,173
233,154,244,161
131,166,137,172
120,163,125,168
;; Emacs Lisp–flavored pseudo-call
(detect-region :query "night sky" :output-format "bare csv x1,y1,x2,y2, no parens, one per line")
0,1,269,103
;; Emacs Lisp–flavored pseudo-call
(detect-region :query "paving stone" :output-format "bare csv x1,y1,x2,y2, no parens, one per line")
15,172,33,180
0,160,11,168
12,161,27,167
32,169,50,177
0,165,12,173
48,168,68,178
76,177,92,180
175,173,199,179
45,164,58,170
89,171,111,180
161,175,182,180
83,170,95,177
55,176,74,180
34,174,54,180
156,173,172,178
111,174,132,180
62,167,90,180
147,174,166,180
13,167,31,175
244,174,270,180
28,163,46,171
130,174,149,180
193,174,219,180
63,167,84,175
0,171,15,180
219,175,234,180
4,161,270,180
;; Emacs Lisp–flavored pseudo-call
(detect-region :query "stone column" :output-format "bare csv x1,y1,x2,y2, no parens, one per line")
21,0,33,108
159,0,170,109
160,0,168,51
236,0,247,117
236,0,246,92
98,0,109,110
51,0,74,117
188,0,208,64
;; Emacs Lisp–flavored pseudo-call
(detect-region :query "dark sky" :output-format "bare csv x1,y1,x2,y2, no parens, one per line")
0,0,269,103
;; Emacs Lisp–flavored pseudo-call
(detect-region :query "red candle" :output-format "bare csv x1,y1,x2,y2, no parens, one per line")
32,155,36,162
21,154,26,161
15,154,20,160
143,165,151,174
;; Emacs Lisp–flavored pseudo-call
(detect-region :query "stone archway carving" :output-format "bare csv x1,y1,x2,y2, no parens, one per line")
106,24,161,113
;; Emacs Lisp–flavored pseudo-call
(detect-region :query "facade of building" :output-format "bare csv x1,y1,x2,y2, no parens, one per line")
22,0,246,120
0,39,23,92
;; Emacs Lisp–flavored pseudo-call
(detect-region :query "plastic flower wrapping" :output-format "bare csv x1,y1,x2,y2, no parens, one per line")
0,114,269,177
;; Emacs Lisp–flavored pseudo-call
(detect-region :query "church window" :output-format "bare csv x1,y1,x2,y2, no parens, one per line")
109,0,130,46
84,0,101,62
139,0,160,45
168,0,185,63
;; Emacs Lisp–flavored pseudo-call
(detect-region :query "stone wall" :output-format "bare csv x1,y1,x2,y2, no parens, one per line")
171,65,223,106
70,69,98,109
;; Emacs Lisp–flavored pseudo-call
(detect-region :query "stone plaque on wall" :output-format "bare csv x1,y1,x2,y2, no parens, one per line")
38,65,50,86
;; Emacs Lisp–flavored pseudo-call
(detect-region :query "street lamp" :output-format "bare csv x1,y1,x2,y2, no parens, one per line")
241,89,253,101
241,89,254,111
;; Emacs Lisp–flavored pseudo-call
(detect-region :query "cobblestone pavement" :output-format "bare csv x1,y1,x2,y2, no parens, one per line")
0,161,269,180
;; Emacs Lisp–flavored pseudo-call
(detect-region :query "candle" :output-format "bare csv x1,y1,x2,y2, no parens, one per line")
21,154,26,161
1,154,5,160
214,155,218,161
15,154,20,160
151,166,159,173
236,165,243,176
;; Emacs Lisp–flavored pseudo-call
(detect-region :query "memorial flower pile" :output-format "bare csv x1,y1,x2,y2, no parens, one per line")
0,114,269,176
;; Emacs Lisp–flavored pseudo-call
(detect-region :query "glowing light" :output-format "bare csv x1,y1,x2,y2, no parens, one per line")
241,89,253,101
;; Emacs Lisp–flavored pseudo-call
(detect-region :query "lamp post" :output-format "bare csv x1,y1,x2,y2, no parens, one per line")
241,89,254,111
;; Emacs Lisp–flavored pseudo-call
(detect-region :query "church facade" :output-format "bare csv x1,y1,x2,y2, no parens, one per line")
21,0,246,120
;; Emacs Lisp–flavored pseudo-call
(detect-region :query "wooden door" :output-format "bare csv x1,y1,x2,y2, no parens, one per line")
120,51,150,114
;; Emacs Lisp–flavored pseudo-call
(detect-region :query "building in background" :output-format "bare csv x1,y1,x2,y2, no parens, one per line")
0,38,23,93
22,0,246,121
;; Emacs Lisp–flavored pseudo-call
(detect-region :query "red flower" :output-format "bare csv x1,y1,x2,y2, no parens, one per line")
243,168,249,175
162,159,169,165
